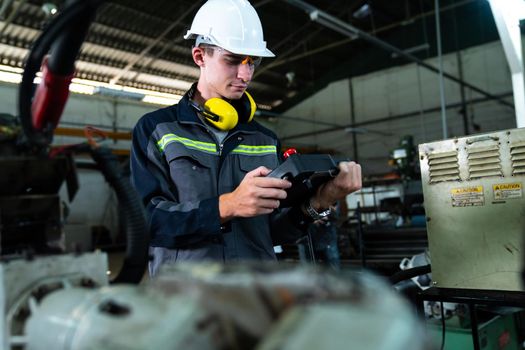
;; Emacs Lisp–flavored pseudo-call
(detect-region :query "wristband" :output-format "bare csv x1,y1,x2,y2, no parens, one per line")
302,199,332,220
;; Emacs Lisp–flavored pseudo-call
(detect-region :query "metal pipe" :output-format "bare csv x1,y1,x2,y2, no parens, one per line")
349,79,358,162
281,91,513,141
457,52,469,135
255,1,352,78
435,0,448,139
284,0,514,110
452,6,470,135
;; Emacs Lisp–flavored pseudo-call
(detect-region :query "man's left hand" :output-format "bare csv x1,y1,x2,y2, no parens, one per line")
310,161,362,210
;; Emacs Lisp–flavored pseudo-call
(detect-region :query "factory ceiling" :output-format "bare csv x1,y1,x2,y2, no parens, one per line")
0,0,499,112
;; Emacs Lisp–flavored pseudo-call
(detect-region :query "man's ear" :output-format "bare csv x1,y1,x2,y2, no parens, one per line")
192,47,205,67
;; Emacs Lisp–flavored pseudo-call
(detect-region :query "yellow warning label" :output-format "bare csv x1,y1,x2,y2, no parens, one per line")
451,186,483,195
493,182,522,200
451,186,484,207
493,183,521,191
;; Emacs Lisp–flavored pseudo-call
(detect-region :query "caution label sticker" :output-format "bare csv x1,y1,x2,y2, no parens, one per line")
493,183,522,200
451,186,484,207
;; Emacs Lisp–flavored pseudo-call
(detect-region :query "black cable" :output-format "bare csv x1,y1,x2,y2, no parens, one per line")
48,0,98,75
16,0,147,283
89,147,149,284
389,264,431,285
18,0,105,149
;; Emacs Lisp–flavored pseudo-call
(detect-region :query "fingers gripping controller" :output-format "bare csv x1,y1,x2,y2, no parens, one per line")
267,153,340,208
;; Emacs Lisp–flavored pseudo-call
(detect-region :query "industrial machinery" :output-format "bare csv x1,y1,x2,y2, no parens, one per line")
1,254,427,350
0,0,430,349
419,128,525,291
390,135,420,181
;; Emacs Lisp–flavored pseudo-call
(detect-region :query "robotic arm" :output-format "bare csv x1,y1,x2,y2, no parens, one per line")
15,0,148,284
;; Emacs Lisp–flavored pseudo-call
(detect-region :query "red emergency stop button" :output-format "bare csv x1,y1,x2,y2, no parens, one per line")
283,148,297,159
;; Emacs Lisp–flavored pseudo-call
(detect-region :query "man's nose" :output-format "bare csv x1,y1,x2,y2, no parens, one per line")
237,64,253,82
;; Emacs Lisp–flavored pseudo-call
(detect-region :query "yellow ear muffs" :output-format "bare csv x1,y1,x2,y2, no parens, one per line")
230,91,257,123
203,98,238,131
190,88,257,131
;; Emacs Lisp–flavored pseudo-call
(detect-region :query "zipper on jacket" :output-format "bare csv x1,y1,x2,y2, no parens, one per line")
219,143,224,156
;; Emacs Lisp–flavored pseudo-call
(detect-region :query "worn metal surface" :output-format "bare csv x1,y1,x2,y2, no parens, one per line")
419,127,525,291
1,252,109,349
5,259,427,350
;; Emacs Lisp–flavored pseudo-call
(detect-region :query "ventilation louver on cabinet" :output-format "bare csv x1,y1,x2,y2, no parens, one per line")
467,144,502,179
510,141,525,175
428,150,459,183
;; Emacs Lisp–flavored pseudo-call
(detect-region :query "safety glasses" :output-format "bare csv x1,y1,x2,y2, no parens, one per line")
203,46,262,69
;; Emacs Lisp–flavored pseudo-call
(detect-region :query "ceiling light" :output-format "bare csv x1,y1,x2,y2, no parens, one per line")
285,71,295,84
93,86,144,100
353,3,371,19
142,95,181,106
0,65,183,105
41,3,58,17
344,127,367,134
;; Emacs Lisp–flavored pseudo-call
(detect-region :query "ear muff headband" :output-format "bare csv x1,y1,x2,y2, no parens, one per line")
230,91,256,124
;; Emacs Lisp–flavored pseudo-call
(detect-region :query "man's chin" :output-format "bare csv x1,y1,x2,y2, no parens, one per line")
224,91,244,100
225,86,247,99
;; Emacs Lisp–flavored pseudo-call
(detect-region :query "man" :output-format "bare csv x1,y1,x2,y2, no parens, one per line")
130,0,362,276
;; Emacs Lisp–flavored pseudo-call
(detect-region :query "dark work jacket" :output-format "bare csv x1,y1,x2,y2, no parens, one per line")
130,92,307,274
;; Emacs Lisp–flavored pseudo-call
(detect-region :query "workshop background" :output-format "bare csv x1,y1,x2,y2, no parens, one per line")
0,0,516,231
0,0,524,349
0,0,514,166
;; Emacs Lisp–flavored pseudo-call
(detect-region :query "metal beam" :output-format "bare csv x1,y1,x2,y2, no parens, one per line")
0,0,15,20
434,0,448,139
0,0,26,37
264,0,474,72
255,1,352,79
285,0,514,110
281,92,513,142
488,0,525,127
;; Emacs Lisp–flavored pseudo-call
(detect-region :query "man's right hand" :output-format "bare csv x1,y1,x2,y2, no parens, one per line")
219,166,291,223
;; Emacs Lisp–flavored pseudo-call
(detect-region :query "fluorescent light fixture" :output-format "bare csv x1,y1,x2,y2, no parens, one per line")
0,70,21,83
257,103,272,110
94,86,145,100
0,64,23,73
69,83,95,95
41,3,58,16
0,65,184,105
142,95,181,106
344,127,367,134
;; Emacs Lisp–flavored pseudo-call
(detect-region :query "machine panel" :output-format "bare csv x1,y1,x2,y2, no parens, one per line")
419,128,524,291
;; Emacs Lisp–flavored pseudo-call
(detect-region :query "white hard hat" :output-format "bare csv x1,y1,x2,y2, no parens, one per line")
184,0,275,57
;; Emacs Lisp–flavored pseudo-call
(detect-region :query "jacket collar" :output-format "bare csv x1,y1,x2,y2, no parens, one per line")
176,91,202,125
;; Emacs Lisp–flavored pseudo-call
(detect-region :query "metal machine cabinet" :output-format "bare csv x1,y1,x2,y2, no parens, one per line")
419,128,525,291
